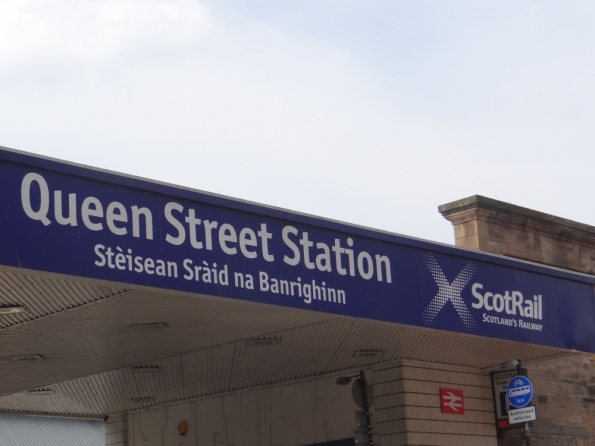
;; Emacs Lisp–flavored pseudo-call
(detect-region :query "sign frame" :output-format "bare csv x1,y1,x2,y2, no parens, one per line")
491,369,518,429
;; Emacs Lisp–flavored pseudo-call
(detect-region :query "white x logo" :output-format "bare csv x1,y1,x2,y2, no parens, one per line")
422,253,476,331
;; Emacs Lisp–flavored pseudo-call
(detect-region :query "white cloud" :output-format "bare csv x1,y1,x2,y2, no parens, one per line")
0,0,211,66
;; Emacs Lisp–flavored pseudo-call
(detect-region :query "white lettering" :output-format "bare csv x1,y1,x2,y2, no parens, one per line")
282,226,300,265
258,223,275,262
315,242,332,272
54,191,77,226
473,283,543,322
299,232,315,270
472,283,483,308
259,271,269,291
357,251,374,280
375,254,391,283
106,202,128,235
94,244,106,266
219,223,238,255
164,202,185,245
21,173,51,226
81,197,104,231
131,206,153,240
183,259,193,280
239,228,258,259
185,209,203,249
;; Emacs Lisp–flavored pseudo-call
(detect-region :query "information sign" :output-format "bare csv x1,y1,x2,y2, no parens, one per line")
2,147,595,352
439,388,464,414
508,406,536,424
492,370,517,422
506,376,533,408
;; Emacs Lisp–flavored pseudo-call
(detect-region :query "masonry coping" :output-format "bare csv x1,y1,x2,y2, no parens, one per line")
438,195,595,238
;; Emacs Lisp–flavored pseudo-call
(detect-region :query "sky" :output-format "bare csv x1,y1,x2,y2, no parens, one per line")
1,0,594,244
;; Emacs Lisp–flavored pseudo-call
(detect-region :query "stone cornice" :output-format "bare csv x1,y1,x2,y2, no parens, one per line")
439,195,595,239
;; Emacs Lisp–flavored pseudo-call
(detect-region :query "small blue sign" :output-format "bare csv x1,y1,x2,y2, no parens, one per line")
506,376,533,408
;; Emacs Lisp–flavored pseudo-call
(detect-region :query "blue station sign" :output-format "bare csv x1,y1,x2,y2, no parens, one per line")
507,376,533,408
1,146,595,352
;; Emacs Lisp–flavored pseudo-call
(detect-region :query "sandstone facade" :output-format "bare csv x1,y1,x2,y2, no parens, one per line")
440,195,595,446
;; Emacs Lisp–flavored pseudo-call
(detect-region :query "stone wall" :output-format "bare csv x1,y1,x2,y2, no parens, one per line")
438,195,595,274
439,195,595,446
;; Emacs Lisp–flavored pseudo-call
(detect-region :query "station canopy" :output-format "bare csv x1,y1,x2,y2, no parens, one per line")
0,146,593,418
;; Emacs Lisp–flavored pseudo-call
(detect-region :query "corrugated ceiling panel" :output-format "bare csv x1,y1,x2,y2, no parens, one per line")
0,317,575,417
274,318,354,380
192,342,236,396
0,271,128,329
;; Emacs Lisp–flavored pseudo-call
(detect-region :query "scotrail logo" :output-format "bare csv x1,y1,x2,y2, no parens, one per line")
422,254,476,331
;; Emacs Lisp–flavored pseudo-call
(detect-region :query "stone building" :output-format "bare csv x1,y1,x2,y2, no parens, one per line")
439,195,595,445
